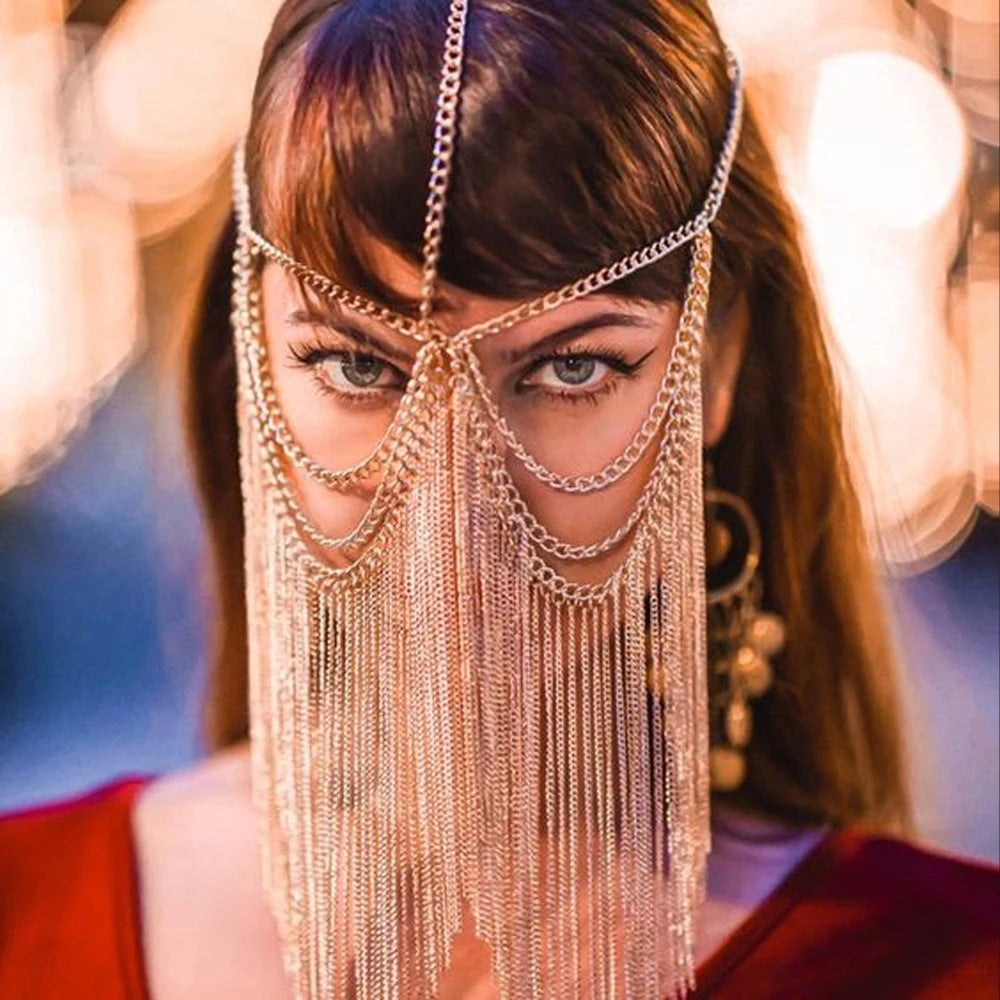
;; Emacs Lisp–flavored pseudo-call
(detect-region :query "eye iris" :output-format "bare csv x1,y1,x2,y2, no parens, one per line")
341,356,383,388
552,357,596,386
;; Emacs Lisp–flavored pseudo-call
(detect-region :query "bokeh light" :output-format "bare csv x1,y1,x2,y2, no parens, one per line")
715,0,998,571
0,0,281,491
787,48,972,568
0,9,140,492
90,0,282,236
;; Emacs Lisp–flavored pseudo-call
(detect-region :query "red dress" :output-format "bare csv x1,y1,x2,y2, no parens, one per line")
0,779,996,999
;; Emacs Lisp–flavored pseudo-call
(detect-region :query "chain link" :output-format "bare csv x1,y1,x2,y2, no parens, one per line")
468,331,702,565
247,229,424,340
232,204,450,556
461,232,712,495
419,0,470,328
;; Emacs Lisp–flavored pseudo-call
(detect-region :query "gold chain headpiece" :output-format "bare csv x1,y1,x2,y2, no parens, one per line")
231,3,744,997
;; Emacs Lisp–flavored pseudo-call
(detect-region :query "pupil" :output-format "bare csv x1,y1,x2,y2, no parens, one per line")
343,356,382,387
553,357,596,386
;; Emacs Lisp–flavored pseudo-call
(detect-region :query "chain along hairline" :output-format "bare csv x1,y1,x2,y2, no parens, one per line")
230,43,743,346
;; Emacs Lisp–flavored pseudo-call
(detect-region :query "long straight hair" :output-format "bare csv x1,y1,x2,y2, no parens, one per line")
184,0,910,831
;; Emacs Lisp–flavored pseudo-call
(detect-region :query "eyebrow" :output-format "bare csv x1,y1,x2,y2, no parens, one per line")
500,312,658,365
288,304,657,367
286,305,415,365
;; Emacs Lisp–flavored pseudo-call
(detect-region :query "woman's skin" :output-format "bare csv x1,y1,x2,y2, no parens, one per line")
134,240,751,998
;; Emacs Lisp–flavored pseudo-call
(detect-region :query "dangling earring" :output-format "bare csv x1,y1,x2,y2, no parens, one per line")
703,460,786,792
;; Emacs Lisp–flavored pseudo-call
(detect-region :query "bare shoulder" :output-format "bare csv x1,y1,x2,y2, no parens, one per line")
135,743,254,833
133,744,259,900
134,745,290,999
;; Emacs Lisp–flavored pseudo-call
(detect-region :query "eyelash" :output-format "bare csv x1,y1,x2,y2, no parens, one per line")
287,337,653,408
516,345,652,406
288,338,407,407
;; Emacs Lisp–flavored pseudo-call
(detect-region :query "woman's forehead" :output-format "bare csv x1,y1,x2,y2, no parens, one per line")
263,254,674,358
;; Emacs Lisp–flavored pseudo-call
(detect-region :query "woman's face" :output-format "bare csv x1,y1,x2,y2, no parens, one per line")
260,240,743,582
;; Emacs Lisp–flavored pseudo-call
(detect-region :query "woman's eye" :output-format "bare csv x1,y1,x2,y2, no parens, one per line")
288,339,410,401
338,355,384,388
525,356,610,391
551,357,599,386
319,353,400,392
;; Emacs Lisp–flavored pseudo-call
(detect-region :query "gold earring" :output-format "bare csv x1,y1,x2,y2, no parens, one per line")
704,467,785,792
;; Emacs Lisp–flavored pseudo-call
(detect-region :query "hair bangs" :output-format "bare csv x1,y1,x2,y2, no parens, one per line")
246,0,739,316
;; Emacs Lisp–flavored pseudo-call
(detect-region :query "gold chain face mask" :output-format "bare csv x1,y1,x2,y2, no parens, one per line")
230,5,744,997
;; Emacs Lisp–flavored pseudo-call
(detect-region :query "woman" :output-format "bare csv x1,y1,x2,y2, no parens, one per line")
1,1,996,998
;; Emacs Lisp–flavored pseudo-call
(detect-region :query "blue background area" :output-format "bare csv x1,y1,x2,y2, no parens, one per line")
0,360,997,863
0,361,206,805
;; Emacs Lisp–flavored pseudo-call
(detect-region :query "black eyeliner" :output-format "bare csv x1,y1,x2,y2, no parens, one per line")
287,338,403,377
521,345,655,378
515,345,657,396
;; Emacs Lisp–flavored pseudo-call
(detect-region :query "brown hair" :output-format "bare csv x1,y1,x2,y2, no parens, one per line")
185,0,910,831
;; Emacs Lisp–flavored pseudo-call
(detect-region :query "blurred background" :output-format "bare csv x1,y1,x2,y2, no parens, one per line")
0,0,996,862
